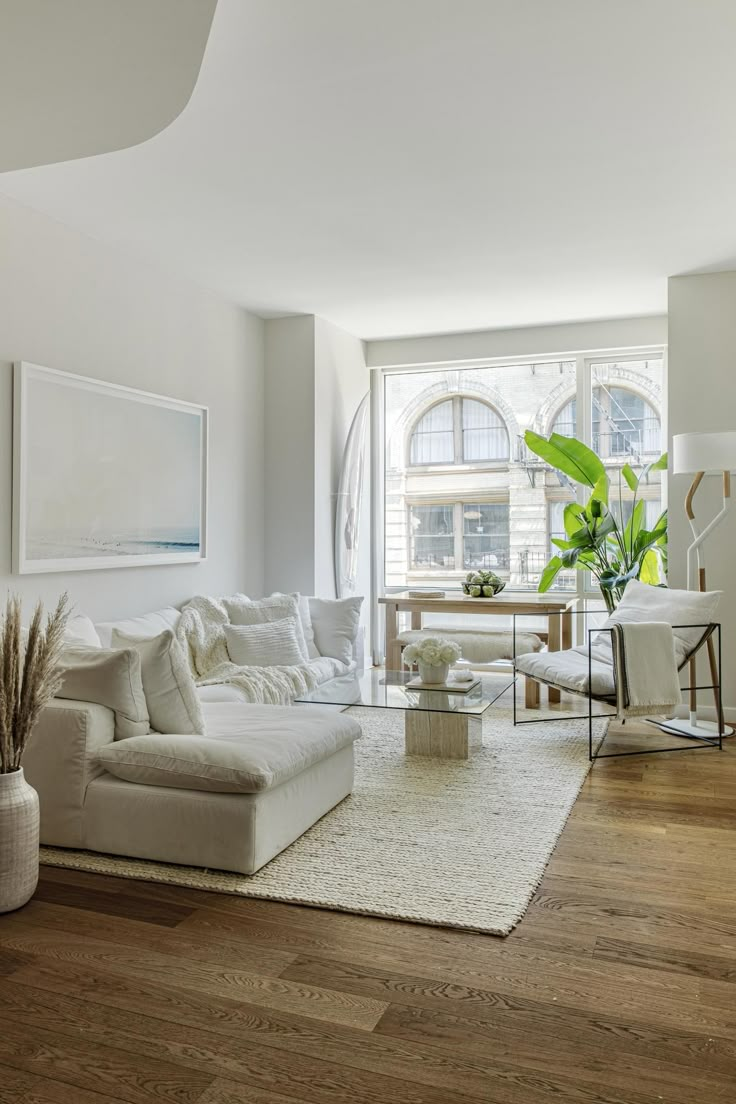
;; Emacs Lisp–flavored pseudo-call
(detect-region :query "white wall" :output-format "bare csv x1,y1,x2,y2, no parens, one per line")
366,315,668,368
314,318,370,603
264,316,316,595
668,273,736,708
264,316,370,621
0,194,265,621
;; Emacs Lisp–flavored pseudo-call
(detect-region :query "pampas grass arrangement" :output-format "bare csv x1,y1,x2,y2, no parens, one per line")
0,593,69,774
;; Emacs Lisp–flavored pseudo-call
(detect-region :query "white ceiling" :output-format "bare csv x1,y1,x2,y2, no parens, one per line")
1,0,736,340
0,0,216,171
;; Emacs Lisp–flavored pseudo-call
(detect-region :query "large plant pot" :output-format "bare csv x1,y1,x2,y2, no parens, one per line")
418,661,450,685
0,768,40,913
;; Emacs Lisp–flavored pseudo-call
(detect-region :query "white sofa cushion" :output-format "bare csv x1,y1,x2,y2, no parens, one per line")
64,615,102,648
112,628,205,736
223,619,305,668
273,593,320,659
95,703,361,793
95,607,181,649
56,647,150,740
223,594,309,662
309,596,363,664
297,594,319,659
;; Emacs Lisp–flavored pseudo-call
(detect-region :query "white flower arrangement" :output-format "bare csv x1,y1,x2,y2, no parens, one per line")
403,636,461,666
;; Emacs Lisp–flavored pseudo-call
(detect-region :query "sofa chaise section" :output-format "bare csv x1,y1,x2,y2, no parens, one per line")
24,700,360,875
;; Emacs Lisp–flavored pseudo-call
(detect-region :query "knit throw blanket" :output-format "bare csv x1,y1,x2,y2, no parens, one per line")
176,595,319,705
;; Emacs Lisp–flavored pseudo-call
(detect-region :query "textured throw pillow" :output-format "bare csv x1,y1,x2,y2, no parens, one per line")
112,628,205,736
223,594,309,662
273,592,319,660
63,615,102,648
56,646,150,740
224,619,305,667
309,596,363,664
600,580,722,666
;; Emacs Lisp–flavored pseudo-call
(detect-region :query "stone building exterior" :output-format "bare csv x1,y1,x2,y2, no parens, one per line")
383,357,664,593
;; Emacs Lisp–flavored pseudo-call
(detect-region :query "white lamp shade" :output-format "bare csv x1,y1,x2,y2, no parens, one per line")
672,431,736,474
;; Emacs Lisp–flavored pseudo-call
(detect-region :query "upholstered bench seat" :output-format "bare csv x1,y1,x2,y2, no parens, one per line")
397,627,543,665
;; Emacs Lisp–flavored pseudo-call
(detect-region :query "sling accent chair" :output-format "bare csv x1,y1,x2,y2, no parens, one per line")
512,580,725,761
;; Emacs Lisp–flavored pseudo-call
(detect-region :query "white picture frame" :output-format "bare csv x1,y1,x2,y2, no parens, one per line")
13,362,208,574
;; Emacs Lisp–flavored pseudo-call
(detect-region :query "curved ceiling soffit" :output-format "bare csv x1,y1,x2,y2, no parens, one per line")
0,0,217,173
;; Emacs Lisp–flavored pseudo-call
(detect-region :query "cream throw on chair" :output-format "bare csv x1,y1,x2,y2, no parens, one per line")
610,622,681,718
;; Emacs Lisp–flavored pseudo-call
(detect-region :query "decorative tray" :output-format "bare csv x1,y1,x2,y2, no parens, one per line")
405,676,481,694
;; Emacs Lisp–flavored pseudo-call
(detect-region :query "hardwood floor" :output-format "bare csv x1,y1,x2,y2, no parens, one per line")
1,722,734,1103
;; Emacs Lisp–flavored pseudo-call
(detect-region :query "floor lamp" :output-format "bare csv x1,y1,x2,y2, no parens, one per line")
662,430,736,739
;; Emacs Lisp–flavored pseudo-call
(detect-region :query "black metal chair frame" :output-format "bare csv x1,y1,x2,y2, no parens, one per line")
511,608,725,761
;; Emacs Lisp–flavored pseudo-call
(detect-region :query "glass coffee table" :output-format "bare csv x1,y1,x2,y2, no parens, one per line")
295,669,514,759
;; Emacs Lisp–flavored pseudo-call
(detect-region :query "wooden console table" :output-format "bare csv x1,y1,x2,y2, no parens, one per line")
379,591,575,704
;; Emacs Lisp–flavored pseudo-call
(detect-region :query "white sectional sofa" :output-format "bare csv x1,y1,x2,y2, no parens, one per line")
23,596,364,875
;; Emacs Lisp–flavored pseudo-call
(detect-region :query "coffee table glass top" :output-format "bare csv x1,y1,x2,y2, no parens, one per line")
295,669,514,715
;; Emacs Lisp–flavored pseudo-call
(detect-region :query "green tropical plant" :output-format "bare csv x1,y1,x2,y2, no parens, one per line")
523,430,668,612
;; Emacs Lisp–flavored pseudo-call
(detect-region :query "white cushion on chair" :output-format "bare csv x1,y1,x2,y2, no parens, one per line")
516,647,616,698
601,580,721,666
518,581,722,700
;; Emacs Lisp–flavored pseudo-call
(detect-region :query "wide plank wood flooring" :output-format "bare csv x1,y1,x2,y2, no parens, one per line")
1,720,734,1104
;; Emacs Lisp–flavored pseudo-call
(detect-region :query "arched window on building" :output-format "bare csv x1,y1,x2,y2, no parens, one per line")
551,385,660,458
409,396,509,465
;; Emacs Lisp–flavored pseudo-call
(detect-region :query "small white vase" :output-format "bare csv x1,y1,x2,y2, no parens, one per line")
417,661,450,685
0,768,40,913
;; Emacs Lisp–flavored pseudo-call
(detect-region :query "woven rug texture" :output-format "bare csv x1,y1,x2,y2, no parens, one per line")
41,694,606,935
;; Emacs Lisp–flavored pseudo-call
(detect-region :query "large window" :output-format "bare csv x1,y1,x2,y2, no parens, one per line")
409,401,454,464
463,504,509,570
409,505,454,569
382,354,664,594
409,396,508,465
551,385,661,459
408,502,510,572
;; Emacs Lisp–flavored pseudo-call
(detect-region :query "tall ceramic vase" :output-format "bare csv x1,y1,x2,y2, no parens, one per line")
0,768,39,913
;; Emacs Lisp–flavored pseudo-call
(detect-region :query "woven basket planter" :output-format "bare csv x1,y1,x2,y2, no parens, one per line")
0,768,39,913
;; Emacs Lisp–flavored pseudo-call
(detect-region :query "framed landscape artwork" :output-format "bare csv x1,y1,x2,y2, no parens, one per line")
13,362,208,574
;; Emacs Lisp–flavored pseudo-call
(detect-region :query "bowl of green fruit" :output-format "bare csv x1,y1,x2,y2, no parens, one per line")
462,570,506,598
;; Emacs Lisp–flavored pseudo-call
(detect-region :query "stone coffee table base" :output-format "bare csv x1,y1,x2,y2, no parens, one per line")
404,710,483,759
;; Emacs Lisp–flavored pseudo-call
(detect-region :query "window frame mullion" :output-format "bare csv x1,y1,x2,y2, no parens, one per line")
453,396,463,464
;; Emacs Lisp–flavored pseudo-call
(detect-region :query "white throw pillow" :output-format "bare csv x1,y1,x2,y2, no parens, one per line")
95,607,180,649
601,580,722,666
223,594,309,662
63,615,102,648
112,628,205,736
56,646,150,740
309,596,363,664
273,592,319,660
224,619,305,667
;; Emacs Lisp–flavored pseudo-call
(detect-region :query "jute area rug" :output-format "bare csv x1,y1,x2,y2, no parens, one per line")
41,689,607,936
